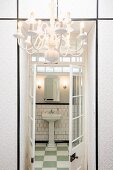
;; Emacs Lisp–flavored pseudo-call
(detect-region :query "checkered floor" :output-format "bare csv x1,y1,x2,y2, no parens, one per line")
35,143,69,170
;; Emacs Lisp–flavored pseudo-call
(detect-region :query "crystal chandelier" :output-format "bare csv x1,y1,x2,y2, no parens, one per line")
14,0,87,63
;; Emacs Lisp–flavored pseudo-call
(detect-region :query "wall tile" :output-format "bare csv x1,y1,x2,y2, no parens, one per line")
0,0,16,18
35,105,69,141
99,0,113,18
98,21,113,170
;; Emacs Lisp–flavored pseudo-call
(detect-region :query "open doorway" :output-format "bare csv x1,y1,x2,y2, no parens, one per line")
23,20,96,170
35,69,70,169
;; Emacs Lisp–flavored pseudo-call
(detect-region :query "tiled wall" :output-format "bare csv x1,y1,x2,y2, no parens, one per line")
35,104,69,141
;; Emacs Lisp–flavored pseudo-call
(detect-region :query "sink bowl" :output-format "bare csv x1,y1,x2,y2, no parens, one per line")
42,113,61,122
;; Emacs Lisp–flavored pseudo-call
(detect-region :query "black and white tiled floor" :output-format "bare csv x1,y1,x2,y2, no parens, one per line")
35,143,69,170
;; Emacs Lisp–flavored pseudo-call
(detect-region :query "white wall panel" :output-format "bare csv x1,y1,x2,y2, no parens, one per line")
98,20,113,170
87,23,96,170
0,21,17,170
59,0,96,18
0,0,16,18
19,0,57,18
99,0,113,18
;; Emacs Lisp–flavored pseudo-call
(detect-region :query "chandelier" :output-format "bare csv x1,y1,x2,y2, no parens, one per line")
14,0,87,63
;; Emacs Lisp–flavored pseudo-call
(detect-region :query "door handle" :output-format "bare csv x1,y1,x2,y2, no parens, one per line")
70,153,78,162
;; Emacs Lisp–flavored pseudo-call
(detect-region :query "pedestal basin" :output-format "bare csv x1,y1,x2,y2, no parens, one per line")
42,113,61,122
42,113,61,147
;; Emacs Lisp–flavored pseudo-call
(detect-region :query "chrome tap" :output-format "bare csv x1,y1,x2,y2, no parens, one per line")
49,109,54,114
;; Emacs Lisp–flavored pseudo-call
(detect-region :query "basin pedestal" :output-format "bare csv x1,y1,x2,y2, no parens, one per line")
48,121,56,147
42,113,61,148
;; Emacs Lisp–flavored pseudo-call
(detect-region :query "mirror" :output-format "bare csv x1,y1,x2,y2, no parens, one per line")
44,76,60,102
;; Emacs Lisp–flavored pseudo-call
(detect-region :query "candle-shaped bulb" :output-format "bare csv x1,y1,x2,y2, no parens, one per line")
67,12,71,19
28,11,36,26
38,20,42,26
37,80,42,89
64,11,71,23
63,80,67,89
17,21,22,34
29,11,36,20
80,21,84,34
18,21,22,29
25,36,31,45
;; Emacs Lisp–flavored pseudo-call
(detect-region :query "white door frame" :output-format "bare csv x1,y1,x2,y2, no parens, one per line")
28,64,36,170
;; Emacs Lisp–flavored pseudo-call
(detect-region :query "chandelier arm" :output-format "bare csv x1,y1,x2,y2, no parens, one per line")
18,39,34,51
59,37,84,57
18,39,38,54
69,41,84,53
70,49,84,57
60,47,70,57
25,47,37,55
60,51,70,57
32,34,46,51
41,22,49,32
57,34,63,51
37,35,46,49
60,50,69,57
58,35,70,56
32,23,48,50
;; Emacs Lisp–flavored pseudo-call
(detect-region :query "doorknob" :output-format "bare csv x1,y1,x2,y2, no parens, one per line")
31,157,34,163
70,153,78,162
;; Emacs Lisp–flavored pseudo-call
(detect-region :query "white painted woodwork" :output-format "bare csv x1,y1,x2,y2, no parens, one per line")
98,20,113,170
0,20,17,170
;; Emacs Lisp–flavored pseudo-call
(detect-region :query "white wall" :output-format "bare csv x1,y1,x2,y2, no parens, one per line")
59,0,96,18
98,20,113,170
19,0,57,18
0,21,17,170
0,0,16,18
87,23,96,170
99,0,113,18
20,50,29,170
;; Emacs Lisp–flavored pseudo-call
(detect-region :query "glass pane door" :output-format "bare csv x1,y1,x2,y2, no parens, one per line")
69,65,85,170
